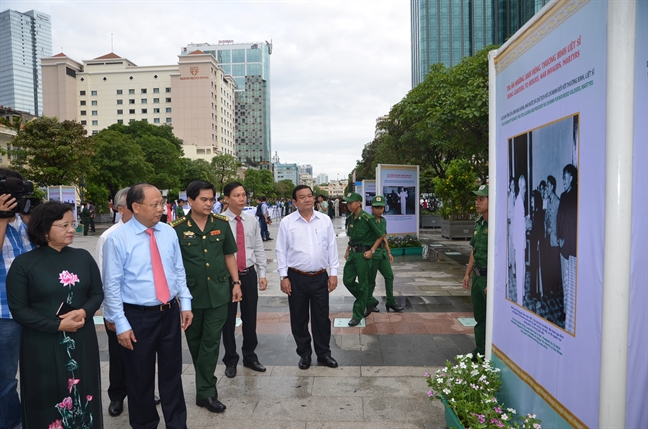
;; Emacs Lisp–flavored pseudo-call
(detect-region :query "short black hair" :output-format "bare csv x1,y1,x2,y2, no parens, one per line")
260,196,267,202
563,164,578,184
0,168,25,181
217,196,223,201
547,175,557,190
27,201,73,246
186,180,215,201
127,183,156,212
292,185,312,200
223,181,244,197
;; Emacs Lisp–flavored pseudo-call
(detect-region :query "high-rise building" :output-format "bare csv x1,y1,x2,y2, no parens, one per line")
0,9,52,115
317,172,329,185
299,164,313,177
181,41,272,168
41,50,236,161
411,0,548,87
274,163,298,186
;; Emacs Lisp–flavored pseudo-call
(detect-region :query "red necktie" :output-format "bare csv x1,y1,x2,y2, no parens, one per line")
145,228,171,303
235,216,247,272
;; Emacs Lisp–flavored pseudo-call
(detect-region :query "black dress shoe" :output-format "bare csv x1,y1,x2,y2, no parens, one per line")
154,395,160,405
317,356,338,368
298,356,311,370
224,365,237,378
386,303,404,312
108,400,124,417
348,318,360,327
196,396,226,413
363,306,373,317
243,361,266,372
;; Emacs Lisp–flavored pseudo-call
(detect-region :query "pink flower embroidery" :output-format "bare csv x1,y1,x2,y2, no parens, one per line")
86,394,93,401
49,419,64,429
59,270,80,287
59,397,73,410
67,378,80,393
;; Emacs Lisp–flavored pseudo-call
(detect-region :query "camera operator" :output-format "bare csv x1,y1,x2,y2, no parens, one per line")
0,168,37,429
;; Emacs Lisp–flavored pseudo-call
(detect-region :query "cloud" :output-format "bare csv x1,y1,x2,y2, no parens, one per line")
5,0,411,179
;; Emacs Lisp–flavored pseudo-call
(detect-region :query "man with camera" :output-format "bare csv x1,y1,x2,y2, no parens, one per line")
0,168,37,429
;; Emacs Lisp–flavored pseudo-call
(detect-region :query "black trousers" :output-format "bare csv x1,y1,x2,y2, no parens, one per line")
287,270,332,359
121,300,187,429
105,319,128,402
222,266,259,367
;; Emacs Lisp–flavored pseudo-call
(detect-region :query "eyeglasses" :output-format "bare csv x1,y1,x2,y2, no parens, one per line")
136,202,165,209
52,222,77,229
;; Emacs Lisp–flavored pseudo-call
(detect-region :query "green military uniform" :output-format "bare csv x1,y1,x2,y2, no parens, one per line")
366,214,397,308
175,204,185,219
470,214,488,356
81,205,91,236
343,196,384,321
172,212,237,401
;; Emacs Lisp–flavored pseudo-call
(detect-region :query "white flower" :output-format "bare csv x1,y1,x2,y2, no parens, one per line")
436,378,443,384
443,388,451,395
507,408,516,414
470,370,479,376
501,414,509,420
459,362,467,369
466,353,473,358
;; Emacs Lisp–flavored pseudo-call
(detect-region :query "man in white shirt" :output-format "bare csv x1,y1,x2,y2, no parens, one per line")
221,181,268,378
275,185,339,370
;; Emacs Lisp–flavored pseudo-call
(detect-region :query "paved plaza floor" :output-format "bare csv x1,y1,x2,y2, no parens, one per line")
70,215,476,428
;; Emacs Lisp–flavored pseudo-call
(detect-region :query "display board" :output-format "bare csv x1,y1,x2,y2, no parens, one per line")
375,164,419,235
362,180,375,214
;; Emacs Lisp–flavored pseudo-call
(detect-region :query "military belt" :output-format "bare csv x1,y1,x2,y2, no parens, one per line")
349,245,372,253
472,266,487,277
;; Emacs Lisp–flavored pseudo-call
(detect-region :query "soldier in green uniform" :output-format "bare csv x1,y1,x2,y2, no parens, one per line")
366,196,404,312
463,184,489,360
172,180,243,413
342,192,385,326
175,199,186,219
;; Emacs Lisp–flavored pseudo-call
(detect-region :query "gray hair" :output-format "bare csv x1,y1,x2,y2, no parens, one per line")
114,187,130,209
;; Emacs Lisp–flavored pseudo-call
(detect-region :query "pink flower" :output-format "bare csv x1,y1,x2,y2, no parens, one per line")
427,390,434,398
67,378,80,393
59,270,80,287
490,419,505,428
49,420,64,429
59,397,73,410
86,394,93,401
494,406,502,414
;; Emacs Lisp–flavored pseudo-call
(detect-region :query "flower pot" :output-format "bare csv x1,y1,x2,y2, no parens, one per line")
441,397,465,429
440,220,474,239
391,248,404,256
403,246,423,255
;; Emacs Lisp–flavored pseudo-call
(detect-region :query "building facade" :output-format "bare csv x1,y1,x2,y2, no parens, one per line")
274,163,299,186
41,51,236,161
316,172,329,185
299,164,313,177
0,9,52,115
181,41,272,167
411,0,548,87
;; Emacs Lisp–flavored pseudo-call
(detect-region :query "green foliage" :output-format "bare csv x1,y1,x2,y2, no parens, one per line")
180,158,215,187
432,159,478,220
313,185,328,197
426,354,542,429
387,235,422,248
10,117,94,187
211,154,240,193
274,179,295,199
243,169,274,197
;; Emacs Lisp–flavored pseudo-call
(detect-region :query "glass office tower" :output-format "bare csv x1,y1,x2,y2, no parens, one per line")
0,10,52,115
411,0,548,87
181,41,272,167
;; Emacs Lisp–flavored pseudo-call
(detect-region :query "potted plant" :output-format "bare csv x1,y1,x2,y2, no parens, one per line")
387,234,423,255
432,159,478,239
426,354,542,429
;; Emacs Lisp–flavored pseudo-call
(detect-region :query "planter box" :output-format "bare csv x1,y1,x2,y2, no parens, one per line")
421,214,442,228
441,220,474,239
390,248,404,256
403,246,423,255
441,397,464,429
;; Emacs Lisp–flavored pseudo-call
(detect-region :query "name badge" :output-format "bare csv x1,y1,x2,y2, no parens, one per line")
183,231,195,239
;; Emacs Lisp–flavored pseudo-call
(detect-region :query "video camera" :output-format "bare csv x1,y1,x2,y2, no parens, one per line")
0,176,40,218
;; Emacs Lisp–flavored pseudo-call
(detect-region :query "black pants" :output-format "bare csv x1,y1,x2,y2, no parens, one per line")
222,267,259,366
105,320,128,402
122,300,187,429
287,270,332,359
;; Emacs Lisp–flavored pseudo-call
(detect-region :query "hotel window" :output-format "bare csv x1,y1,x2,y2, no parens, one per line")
141,109,147,114
117,99,123,105
153,88,159,93
80,120,87,125
129,89,135,94
80,90,86,96
92,130,98,135
91,111,98,116
80,110,86,116
165,98,171,103
153,98,159,103
129,99,135,104
80,100,86,106
141,88,147,94
165,87,171,93
166,108,171,113
116,89,123,95
153,108,160,113
91,101,97,106
154,118,160,124
129,119,135,123
91,91,97,96
141,99,147,104
92,120,98,126
129,109,135,114
166,118,172,123
117,109,123,115
117,119,123,124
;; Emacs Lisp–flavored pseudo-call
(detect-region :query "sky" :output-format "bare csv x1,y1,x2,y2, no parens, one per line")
5,0,412,181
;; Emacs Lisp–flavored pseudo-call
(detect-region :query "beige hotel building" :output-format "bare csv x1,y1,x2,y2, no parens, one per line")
41,50,236,161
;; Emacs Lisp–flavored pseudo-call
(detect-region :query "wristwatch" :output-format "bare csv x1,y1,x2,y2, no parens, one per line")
232,281,241,285
370,249,375,254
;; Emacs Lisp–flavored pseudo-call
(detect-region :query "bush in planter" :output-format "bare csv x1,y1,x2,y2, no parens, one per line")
426,354,542,429
432,159,478,221
387,235,422,248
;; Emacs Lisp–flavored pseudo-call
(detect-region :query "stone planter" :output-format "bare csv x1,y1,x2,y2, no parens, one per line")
403,246,423,255
421,214,442,228
440,220,474,239
441,397,464,429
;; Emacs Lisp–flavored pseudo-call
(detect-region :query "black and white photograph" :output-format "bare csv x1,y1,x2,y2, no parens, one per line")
382,186,416,215
507,114,579,334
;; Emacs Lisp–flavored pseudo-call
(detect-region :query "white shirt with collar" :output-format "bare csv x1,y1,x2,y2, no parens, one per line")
95,219,124,277
275,209,339,277
222,208,267,277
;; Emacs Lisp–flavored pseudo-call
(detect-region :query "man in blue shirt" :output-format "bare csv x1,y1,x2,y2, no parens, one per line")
103,183,193,429
0,168,35,429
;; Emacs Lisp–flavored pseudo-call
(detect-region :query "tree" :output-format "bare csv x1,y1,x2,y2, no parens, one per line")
10,116,94,186
243,169,274,198
180,158,215,188
88,130,154,198
211,154,240,193
274,179,295,199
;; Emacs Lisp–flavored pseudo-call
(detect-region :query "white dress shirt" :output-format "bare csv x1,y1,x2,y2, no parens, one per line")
275,209,339,277
222,208,267,277
94,219,124,276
